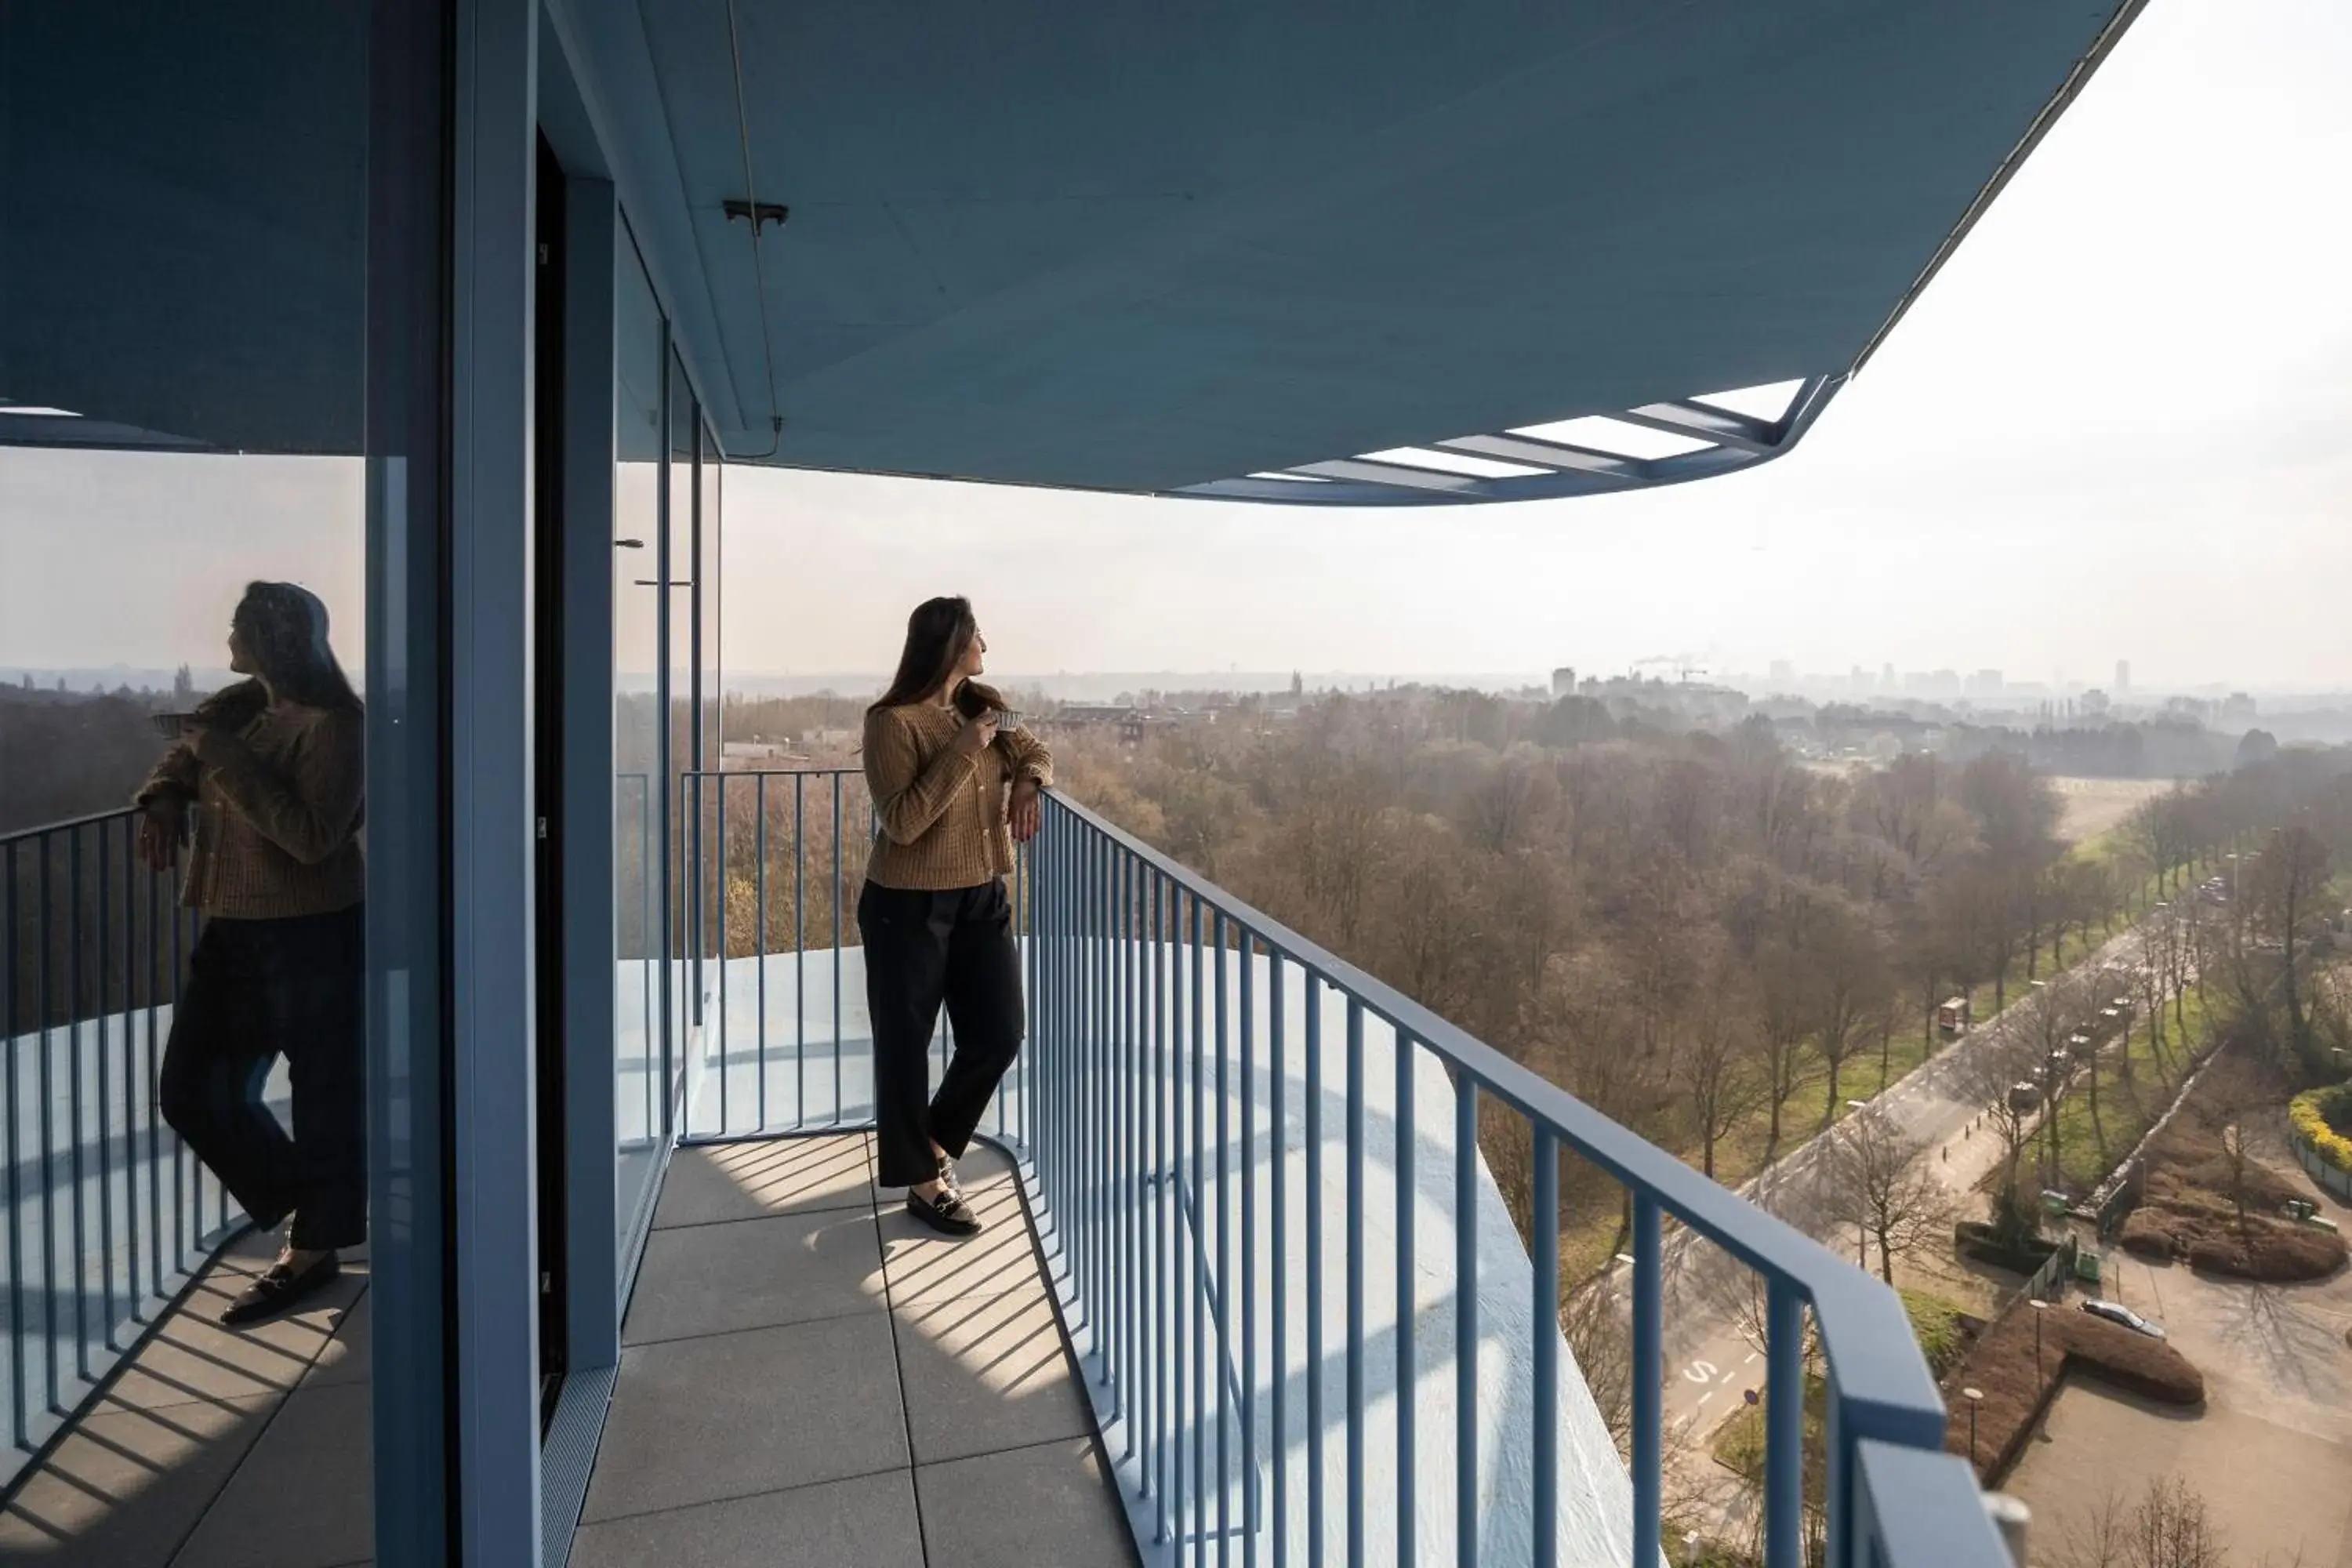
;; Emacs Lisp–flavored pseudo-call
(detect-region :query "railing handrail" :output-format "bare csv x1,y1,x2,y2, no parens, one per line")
1,805,141,849
1024,786,1948,1441
680,765,1942,1435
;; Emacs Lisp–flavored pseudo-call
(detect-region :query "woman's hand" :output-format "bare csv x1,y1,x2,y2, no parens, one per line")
952,712,1000,757
136,799,186,872
1009,778,1042,844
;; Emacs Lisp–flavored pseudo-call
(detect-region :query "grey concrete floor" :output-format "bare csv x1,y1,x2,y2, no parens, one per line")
0,1133,1134,1568
572,1132,1138,1568
0,1229,373,1567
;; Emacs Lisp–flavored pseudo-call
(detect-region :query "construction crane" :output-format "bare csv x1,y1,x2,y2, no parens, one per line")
1632,653,1709,684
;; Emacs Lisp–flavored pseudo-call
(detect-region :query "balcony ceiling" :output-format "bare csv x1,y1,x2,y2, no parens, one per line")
601,0,2139,493
0,3,2140,502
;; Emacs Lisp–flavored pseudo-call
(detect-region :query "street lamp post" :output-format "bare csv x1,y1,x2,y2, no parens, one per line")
1963,1386,1985,1471
2030,1300,2049,1392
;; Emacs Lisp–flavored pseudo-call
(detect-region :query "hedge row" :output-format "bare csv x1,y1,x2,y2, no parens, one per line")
2289,1083,2352,1174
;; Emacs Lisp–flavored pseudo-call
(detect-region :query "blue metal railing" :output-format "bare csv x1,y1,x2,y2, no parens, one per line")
679,771,2009,1566
1,808,244,1487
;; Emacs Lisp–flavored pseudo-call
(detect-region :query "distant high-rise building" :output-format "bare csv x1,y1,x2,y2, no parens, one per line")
1550,666,1577,699
1882,662,1896,691
2114,659,2132,695
1964,669,2004,701
1769,659,1795,688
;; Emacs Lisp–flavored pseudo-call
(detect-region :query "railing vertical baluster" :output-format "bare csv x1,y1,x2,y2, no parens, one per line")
1270,953,1287,1568
97,820,117,1348
1632,1192,1663,1567
5,840,24,1448
754,775,768,1131
1215,912,1232,1568
1532,1124,1558,1568
169,858,186,1285
793,774,804,1126
1153,868,1171,1544
714,776,728,1138
93,822,114,1349
1240,928,1258,1566
1345,997,1365,1568
68,826,89,1381
119,816,139,1318
1189,893,1207,1567
1119,841,1136,1448
1304,972,1325,1564
38,835,60,1414
1091,829,1107,1384
1766,1277,1804,1568
145,840,163,1312
842,775,851,1123
1397,1029,1415,1563
1455,1076,1478,1568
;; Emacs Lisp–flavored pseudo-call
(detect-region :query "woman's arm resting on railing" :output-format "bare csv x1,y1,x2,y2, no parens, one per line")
194,710,365,866
998,724,1054,789
865,707,982,846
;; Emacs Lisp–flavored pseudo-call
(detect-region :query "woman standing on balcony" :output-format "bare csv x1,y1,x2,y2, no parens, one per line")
136,582,366,1326
861,596,1051,1237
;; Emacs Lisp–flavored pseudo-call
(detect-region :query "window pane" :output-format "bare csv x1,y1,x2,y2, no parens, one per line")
0,6,376,1544
614,234,665,1243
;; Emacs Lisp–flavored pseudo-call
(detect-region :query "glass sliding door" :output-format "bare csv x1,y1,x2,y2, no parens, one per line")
664,354,697,1123
612,234,665,1246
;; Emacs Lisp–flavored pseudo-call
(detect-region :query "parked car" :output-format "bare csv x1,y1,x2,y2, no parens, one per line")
2081,1299,2164,1339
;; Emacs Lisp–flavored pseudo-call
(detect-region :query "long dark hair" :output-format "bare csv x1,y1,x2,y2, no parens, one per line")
869,596,1002,717
234,581,361,712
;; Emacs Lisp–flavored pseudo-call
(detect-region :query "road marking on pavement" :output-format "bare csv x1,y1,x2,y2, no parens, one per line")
1697,1390,1714,1406
1719,1370,1737,1385
1744,1352,1759,1365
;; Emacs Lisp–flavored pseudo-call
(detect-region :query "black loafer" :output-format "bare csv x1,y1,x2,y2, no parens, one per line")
221,1254,340,1327
907,1188,983,1238
935,1151,961,1195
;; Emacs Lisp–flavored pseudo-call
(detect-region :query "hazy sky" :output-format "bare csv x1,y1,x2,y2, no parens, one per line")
5,0,2347,692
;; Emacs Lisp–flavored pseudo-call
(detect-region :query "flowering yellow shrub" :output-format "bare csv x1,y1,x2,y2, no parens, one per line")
2290,1084,2352,1173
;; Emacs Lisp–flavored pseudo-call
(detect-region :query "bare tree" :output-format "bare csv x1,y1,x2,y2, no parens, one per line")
1676,960,1766,1180
1821,1112,1954,1284
1559,1277,1633,1454
2248,822,2333,1060
2055,1476,2236,1568
1808,902,1895,1130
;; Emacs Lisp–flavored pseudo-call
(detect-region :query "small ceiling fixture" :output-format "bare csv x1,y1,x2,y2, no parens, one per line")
723,199,788,234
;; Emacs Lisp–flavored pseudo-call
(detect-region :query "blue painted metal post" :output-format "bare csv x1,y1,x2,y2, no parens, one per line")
1455,1076,1478,1568
842,775,851,1123
1304,975,1325,1561
1397,1031,1416,1561
1345,997,1365,1568
1766,1279,1803,1568
1153,869,1172,1544
1214,913,1232,1567
754,774,768,1130
1532,1126,1558,1568
1632,1193,1663,1566
1269,955,1288,1568
793,774,804,1125
1190,895,1207,1566
1240,932,1258,1566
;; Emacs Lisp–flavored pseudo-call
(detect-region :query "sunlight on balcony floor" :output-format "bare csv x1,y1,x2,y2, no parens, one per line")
573,1133,1137,1568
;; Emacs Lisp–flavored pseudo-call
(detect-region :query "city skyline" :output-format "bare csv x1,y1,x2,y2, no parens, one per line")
3,0,2348,695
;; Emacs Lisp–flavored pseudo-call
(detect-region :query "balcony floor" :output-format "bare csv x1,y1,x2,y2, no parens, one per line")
0,1229,373,1567
575,1132,1138,1568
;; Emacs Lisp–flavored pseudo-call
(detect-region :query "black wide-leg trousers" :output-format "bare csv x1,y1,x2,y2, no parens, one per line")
858,878,1024,1188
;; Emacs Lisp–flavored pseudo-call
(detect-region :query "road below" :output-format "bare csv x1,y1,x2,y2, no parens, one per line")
1605,920,2161,1482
